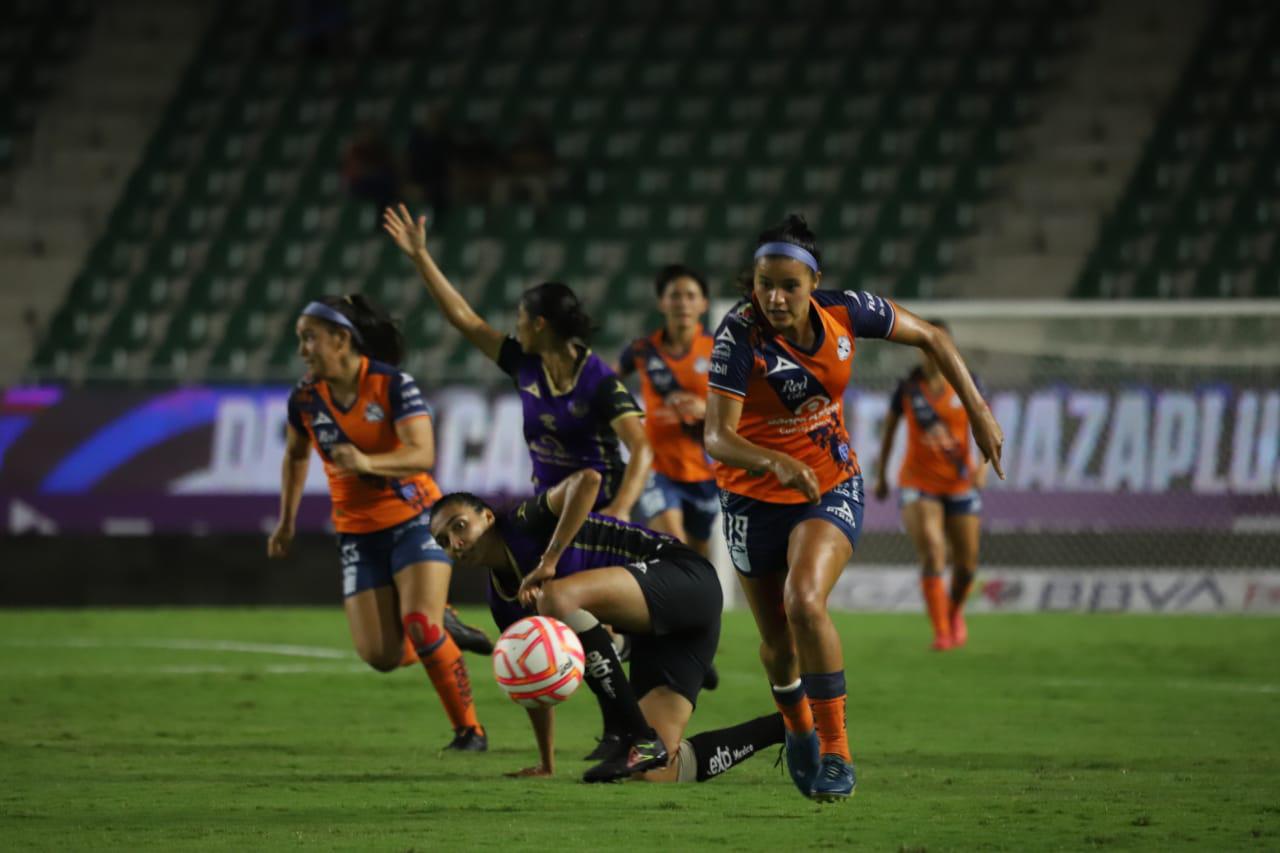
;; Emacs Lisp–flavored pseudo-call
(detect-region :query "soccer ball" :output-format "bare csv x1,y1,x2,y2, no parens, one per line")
491,616,585,708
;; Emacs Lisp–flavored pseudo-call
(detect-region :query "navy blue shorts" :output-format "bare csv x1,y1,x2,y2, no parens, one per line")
899,487,982,517
637,473,720,541
336,510,450,598
719,475,865,577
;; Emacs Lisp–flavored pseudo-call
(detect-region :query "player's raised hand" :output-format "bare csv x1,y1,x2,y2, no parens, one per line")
267,521,294,558
970,405,1005,480
769,455,821,503
382,204,428,259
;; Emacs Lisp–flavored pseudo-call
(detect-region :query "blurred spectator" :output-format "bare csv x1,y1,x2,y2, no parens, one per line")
408,108,453,222
341,126,399,219
451,121,504,205
495,114,557,209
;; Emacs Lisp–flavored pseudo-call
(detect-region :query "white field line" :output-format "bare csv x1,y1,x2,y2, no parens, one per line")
1037,677,1280,695
2,663,372,677
0,637,353,659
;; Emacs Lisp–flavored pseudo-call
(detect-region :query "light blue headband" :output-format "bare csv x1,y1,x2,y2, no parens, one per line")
754,241,820,273
301,301,363,343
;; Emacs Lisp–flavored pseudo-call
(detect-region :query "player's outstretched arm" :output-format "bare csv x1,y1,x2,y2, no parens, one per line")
873,405,901,501
504,705,555,777
517,469,603,606
704,394,821,503
887,306,1004,479
382,204,505,362
268,423,311,558
597,415,652,522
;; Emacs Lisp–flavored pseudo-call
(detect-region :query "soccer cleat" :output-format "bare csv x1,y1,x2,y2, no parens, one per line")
444,606,494,656
782,728,821,797
931,634,954,652
809,754,856,802
582,733,669,783
702,663,720,691
444,726,488,752
583,732,626,762
950,610,968,648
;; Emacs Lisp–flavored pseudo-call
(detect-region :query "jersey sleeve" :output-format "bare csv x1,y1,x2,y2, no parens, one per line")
888,378,907,416
389,370,432,421
286,388,307,433
496,336,525,379
591,373,643,424
707,308,754,400
616,340,638,378
826,290,897,339
508,493,560,541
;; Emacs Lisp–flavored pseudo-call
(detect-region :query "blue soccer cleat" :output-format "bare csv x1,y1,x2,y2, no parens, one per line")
809,753,856,802
783,728,820,797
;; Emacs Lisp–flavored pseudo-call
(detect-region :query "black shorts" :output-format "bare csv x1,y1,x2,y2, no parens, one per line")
622,543,722,708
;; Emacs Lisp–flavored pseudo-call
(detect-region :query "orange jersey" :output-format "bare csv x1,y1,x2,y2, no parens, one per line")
892,368,982,495
618,327,715,482
708,290,898,503
287,357,442,533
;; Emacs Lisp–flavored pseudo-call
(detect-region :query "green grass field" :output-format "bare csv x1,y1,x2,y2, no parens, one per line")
2,609,1278,851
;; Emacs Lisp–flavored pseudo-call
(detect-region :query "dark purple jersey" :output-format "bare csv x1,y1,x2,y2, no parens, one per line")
496,337,642,507
486,492,676,631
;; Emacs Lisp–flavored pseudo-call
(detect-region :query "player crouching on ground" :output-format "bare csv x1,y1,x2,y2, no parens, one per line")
429,468,783,783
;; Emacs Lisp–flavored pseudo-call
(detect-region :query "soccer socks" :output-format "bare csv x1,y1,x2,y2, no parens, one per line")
680,713,786,782
803,672,851,763
772,679,815,735
404,612,482,734
921,574,951,642
567,611,652,737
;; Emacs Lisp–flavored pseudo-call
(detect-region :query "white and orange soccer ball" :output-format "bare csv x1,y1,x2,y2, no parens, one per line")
491,616,585,708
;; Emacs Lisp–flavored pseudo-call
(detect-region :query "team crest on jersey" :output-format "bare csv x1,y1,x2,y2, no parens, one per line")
363,402,385,423
837,335,851,361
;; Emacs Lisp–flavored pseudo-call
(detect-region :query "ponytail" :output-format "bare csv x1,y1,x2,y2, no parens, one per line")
519,281,594,342
319,294,405,365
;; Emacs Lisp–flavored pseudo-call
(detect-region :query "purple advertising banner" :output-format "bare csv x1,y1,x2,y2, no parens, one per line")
2,384,1279,535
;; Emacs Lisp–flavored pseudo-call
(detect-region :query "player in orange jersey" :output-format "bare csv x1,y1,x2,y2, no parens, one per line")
617,264,718,557
874,320,987,652
267,294,488,751
704,215,1003,801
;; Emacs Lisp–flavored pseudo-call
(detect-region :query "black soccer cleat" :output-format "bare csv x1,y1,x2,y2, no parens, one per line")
444,726,488,752
443,605,494,656
582,732,626,762
582,732,668,783
702,663,720,691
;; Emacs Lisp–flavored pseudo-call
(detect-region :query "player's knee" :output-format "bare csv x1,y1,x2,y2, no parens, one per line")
922,547,946,573
535,580,576,620
782,583,828,633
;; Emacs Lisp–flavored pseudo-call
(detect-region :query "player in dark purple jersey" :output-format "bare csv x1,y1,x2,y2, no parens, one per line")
383,204,652,520
429,468,783,784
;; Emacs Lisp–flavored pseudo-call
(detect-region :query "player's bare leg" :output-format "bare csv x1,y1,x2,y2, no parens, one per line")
396,561,485,750
943,513,981,647
784,519,856,801
343,585,403,672
902,499,951,649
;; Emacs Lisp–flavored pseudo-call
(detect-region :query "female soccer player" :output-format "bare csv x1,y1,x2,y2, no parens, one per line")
429,468,784,784
874,320,987,651
267,294,487,750
617,264,719,557
703,215,1004,802
382,204,652,521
